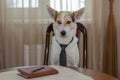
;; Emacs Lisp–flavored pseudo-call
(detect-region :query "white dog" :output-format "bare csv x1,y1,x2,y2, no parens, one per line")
47,6,85,67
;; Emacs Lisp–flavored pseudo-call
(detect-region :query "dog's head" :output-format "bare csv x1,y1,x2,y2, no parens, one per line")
47,6,85,44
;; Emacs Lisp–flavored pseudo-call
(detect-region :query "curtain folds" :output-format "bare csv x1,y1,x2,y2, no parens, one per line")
103,0,118,77
0,0,50,68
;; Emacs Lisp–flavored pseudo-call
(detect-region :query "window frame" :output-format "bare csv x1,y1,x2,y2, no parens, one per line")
7,0,39,8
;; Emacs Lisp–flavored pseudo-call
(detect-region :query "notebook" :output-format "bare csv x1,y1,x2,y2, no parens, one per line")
17,66,59,79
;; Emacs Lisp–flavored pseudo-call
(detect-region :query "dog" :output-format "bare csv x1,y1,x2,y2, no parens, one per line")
47,6,85,67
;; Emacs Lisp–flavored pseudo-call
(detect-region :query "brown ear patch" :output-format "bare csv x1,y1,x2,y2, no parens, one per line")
55,12,73,22
54,12,75,30
54,11,58,21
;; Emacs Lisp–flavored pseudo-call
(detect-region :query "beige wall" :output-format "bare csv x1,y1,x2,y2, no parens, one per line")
114,0,120,78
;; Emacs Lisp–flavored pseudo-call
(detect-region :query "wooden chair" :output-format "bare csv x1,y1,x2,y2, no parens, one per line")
44,23,87,68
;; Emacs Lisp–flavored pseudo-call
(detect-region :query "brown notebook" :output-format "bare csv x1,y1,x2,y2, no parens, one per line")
17,66,59,79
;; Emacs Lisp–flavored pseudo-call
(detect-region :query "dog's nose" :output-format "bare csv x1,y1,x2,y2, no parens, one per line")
61,30,66,36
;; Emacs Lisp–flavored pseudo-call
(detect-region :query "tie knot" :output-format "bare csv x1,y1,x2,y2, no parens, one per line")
60,44,68,49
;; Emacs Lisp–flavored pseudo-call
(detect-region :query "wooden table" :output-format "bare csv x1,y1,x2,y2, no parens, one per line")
70,67,118,80
0,66,118,80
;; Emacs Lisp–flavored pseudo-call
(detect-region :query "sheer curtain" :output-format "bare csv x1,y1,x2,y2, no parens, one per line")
0,0,50,68
0,0,118,78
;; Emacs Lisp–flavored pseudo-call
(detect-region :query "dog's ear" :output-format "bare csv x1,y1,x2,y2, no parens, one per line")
73,7,85,20
47,5,57,20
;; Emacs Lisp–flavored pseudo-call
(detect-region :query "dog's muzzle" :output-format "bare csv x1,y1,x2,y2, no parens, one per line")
60,30,66,36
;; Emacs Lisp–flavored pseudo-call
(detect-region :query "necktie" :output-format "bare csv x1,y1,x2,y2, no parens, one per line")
59,38,74,66
59,44,67,66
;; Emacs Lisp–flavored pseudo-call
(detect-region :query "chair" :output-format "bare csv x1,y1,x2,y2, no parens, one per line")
44,23,87,68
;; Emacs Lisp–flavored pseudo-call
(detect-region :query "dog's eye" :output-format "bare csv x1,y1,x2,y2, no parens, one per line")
57,21,62,24
66,21,71,24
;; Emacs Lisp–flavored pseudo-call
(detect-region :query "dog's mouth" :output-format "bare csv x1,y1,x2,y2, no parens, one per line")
60,34,67,38
59,33,68,38
60,35,67,38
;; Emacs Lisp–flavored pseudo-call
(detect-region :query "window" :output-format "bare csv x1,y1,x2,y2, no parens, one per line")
50,0,92,23
7,0,39,8
50,0,85,11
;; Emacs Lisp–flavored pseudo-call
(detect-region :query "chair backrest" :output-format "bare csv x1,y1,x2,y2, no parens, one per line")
44,22,87,68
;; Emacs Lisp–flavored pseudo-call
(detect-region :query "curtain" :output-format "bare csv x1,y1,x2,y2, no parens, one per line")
114,0,120,79
89,0,118,78
0,0,50,68
103,0,118,77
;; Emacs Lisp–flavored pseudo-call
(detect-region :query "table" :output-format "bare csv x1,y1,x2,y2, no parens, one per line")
0,66,118,80
70,67,118,80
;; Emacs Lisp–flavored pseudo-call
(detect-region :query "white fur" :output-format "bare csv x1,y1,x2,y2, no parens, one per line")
53,22,77,45
50,24,79,67
50,36,79,67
